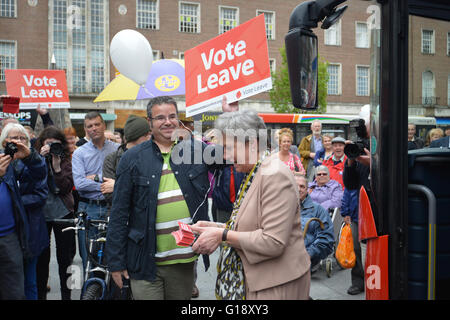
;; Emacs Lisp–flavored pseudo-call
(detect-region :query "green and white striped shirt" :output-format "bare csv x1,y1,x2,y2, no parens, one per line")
155,152,198,265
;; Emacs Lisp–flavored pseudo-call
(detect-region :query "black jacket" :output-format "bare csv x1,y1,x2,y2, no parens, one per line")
1,149,47,259
105,138,223,281
212,165,245,212
102,144,126,206
343,158,379,232
408,136,425,150
343,159,370,191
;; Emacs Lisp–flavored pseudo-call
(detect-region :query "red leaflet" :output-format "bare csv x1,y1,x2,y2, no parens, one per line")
171,221,195,247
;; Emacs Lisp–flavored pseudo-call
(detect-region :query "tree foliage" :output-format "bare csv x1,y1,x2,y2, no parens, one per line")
269,46,329,114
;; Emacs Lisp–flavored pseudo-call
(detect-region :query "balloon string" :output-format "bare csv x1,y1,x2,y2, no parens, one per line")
142,85,155,98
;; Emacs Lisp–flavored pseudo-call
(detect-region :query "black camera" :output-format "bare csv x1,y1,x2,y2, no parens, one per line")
48,142,65,157
4,142,18,158
344,118,370,159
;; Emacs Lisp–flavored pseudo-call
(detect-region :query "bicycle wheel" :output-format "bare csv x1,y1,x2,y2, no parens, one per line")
81,282,103,300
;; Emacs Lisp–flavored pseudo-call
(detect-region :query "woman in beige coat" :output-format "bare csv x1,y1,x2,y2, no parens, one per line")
191,110,311,300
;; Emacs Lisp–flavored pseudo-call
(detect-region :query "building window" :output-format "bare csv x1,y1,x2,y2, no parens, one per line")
257,10,275,40
152,50,160,61
91,0,106,93
421,29,434,54
137,0,159,30
356,66,369,96
324,19,341,46
355,22,369,48
447,75,450,106
0,0,15,18
0,40,16,81
269,58,276,73
219,6,238,34
422,70,435,105
53,0,67,73
179,2,200,33
327,64,341,95
51,0,108,94
71,0,87,94
447,32,450,56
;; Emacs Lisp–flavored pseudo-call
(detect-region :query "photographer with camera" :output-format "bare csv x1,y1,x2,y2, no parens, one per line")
0,123,48,300
34,126,76,300
341,105,371,296
0,129,35,299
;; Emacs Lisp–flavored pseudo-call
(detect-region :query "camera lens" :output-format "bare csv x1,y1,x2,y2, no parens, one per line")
49,142,64,157
4,142,18,158
344,143,362,159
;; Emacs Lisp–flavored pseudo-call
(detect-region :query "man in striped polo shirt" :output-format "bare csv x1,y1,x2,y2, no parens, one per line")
106,96,227,300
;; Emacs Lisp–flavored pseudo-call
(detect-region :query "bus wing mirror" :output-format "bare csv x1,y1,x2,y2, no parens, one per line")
285,0,347,110
285,28,318,110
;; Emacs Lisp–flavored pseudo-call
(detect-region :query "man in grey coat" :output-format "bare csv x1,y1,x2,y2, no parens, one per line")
101,115,151,206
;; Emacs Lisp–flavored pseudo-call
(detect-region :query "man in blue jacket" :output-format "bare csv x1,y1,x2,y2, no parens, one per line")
0,134,46,299
294,174,334,269
106,96,226,300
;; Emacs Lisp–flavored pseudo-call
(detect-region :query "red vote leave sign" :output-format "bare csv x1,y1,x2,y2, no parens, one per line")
5,69,70,109
184,14,272,117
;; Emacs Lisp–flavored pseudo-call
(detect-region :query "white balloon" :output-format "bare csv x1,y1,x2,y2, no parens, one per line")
110,29,153,85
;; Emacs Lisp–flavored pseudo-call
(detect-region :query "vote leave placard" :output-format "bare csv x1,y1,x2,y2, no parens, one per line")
5,69,70,109
184,14,272,117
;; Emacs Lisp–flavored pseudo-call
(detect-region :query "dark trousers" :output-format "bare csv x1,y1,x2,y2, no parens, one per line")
0,231,26,300
36,214,76,300
211,203,232,224
350,221,364,289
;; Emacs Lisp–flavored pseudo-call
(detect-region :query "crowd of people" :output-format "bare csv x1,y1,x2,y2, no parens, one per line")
2,96,448,301
0,105,143,300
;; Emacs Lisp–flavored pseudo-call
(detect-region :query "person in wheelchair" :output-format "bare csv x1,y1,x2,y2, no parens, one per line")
308,165,343,211
294,173,334,270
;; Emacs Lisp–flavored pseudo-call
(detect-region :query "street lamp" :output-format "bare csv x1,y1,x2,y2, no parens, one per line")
51,53,56,70
48,52,70,129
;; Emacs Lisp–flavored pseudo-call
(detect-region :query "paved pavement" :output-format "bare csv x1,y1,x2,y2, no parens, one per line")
193,250,364,300
47,237,364,301
47,200,364,301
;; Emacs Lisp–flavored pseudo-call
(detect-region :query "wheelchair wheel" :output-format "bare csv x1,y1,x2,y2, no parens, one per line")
81,282,103,300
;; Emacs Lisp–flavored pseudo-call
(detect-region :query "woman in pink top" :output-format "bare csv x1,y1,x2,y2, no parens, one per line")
277,128,306,174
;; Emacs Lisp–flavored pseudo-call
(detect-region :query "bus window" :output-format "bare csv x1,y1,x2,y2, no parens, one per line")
322,128,345,138
408,116,436,141
258,113,359,145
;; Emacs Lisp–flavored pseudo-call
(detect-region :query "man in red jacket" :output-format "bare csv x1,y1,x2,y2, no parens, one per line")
322,136,347,189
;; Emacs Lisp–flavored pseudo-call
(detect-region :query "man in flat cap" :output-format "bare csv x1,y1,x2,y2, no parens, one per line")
322,136,347,189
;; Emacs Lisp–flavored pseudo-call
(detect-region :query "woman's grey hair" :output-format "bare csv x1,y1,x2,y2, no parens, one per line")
214,109,266,141
315,165,329,175
0,123,31,149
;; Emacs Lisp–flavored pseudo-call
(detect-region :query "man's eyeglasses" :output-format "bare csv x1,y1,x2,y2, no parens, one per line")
150,114,178,122
316,173,328,176
8,136,28,142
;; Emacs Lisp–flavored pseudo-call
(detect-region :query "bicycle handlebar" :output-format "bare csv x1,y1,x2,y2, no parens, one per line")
51,211,108,227
52,218,78,225
88,219,108,224
52,211,110,270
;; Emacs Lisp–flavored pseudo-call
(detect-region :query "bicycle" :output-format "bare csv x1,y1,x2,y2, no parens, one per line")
53,211,131,300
